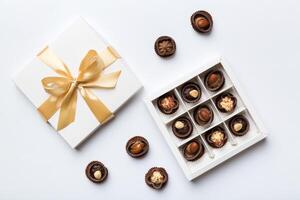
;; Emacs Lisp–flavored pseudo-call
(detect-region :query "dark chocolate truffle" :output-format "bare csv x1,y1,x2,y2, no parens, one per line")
126,136,149,158
194,105,214,126
85,161,108,183
145,167,168,190
215,92,237,113
172,117,193,139
204,70,225,91
183,140,204,161
154,36,176,57
229,115,249,136
181,82,202,103
157,92,179,114
205,126,228,148
191,10,213,33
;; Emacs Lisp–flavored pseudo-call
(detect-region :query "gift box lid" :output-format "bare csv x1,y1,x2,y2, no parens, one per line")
13,18,142,148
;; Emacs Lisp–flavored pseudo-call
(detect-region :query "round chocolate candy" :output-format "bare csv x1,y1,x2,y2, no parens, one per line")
204,70,225,91
126,136,149,158
85,161,108,183
181,82,202,103
154,36,176,57
215,92,237,113
229,115,249,136
191,10,213,33
171,117,193,139
193,105,214,126
205,126,228,148
157,92,179,114
145,167,168,190
183,140,204,161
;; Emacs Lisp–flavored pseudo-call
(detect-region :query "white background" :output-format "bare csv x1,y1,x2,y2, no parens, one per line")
0,0,299,199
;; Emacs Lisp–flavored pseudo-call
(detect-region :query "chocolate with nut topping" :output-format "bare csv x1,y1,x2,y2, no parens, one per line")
229,115,249,136
126,136,149,158
216,92,237,113
145,167,168,190
205,126,228,148
85,161,108,183
183,140,204,161
172,117,193,139
181,82,202,103
154,36,176,57
204,70,225,91
191,10,213,33
194,105,214,126
157,92,179,114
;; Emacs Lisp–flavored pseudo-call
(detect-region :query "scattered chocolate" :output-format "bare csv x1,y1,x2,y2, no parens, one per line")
157,92,179,114
193,105,214,126
154,36,176,57
216,92,237,113
145,167,168,190
85,161,108,183
181,82,202,103
204,70,225,91
229,115,249,136
183,140,204,161
172,117,193,139
191,10,213,33
126,136,149,158
205,126,228,148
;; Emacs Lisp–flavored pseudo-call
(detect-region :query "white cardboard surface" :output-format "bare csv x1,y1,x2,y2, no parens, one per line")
13,18,142,148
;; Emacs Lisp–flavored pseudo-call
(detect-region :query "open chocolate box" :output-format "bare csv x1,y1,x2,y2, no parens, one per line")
145,57,267,180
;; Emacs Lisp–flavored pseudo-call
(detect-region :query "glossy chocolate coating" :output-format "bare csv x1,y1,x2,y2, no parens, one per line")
126,136,149,158
229,115,249,136
157,93,179,114
204,70,225,91
171,117,193,139
215,92,237,113
85,161,108,183
183,140,204,161
205,126,228,148
194,105,214,126
145,167,168,190
191,10,213,33
154,36,176,57
181,82,202,103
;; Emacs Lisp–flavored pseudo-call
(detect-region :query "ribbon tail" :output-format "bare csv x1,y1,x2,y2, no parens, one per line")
38,96,62,121
79,87,114,124
57,85,78,131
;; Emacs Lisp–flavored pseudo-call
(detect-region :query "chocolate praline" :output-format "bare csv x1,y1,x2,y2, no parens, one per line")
145,167,168,190
205,126,228,148
181,82,202,103
183,140,204,161
154,36,176,57
191,10,213,33
85,161,108,183
229,115,249,136
171,117,193,139
126,136,149,158
215,92,237,113
157,92,179,114
204,70,225,91
193,105,214,126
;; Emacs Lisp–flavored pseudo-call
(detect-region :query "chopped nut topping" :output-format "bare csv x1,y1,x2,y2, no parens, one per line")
220,96,234,111
233,122,243,132
211,131,225,144
150,171,164,184
189,89,199,98
161,97,176,110
175,121,185,129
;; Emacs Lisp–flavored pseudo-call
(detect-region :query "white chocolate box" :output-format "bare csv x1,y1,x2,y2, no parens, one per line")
13,18,142,148
145,57,267,180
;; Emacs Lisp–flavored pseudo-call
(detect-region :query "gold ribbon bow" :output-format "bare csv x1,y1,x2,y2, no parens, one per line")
37,46,121,131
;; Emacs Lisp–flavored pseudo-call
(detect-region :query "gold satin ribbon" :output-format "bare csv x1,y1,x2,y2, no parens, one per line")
37,46,121,131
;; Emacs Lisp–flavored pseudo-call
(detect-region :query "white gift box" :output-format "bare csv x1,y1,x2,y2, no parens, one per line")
145,57,267,180
13,18,142,148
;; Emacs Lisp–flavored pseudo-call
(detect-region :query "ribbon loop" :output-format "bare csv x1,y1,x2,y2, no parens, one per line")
37,47,121,131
